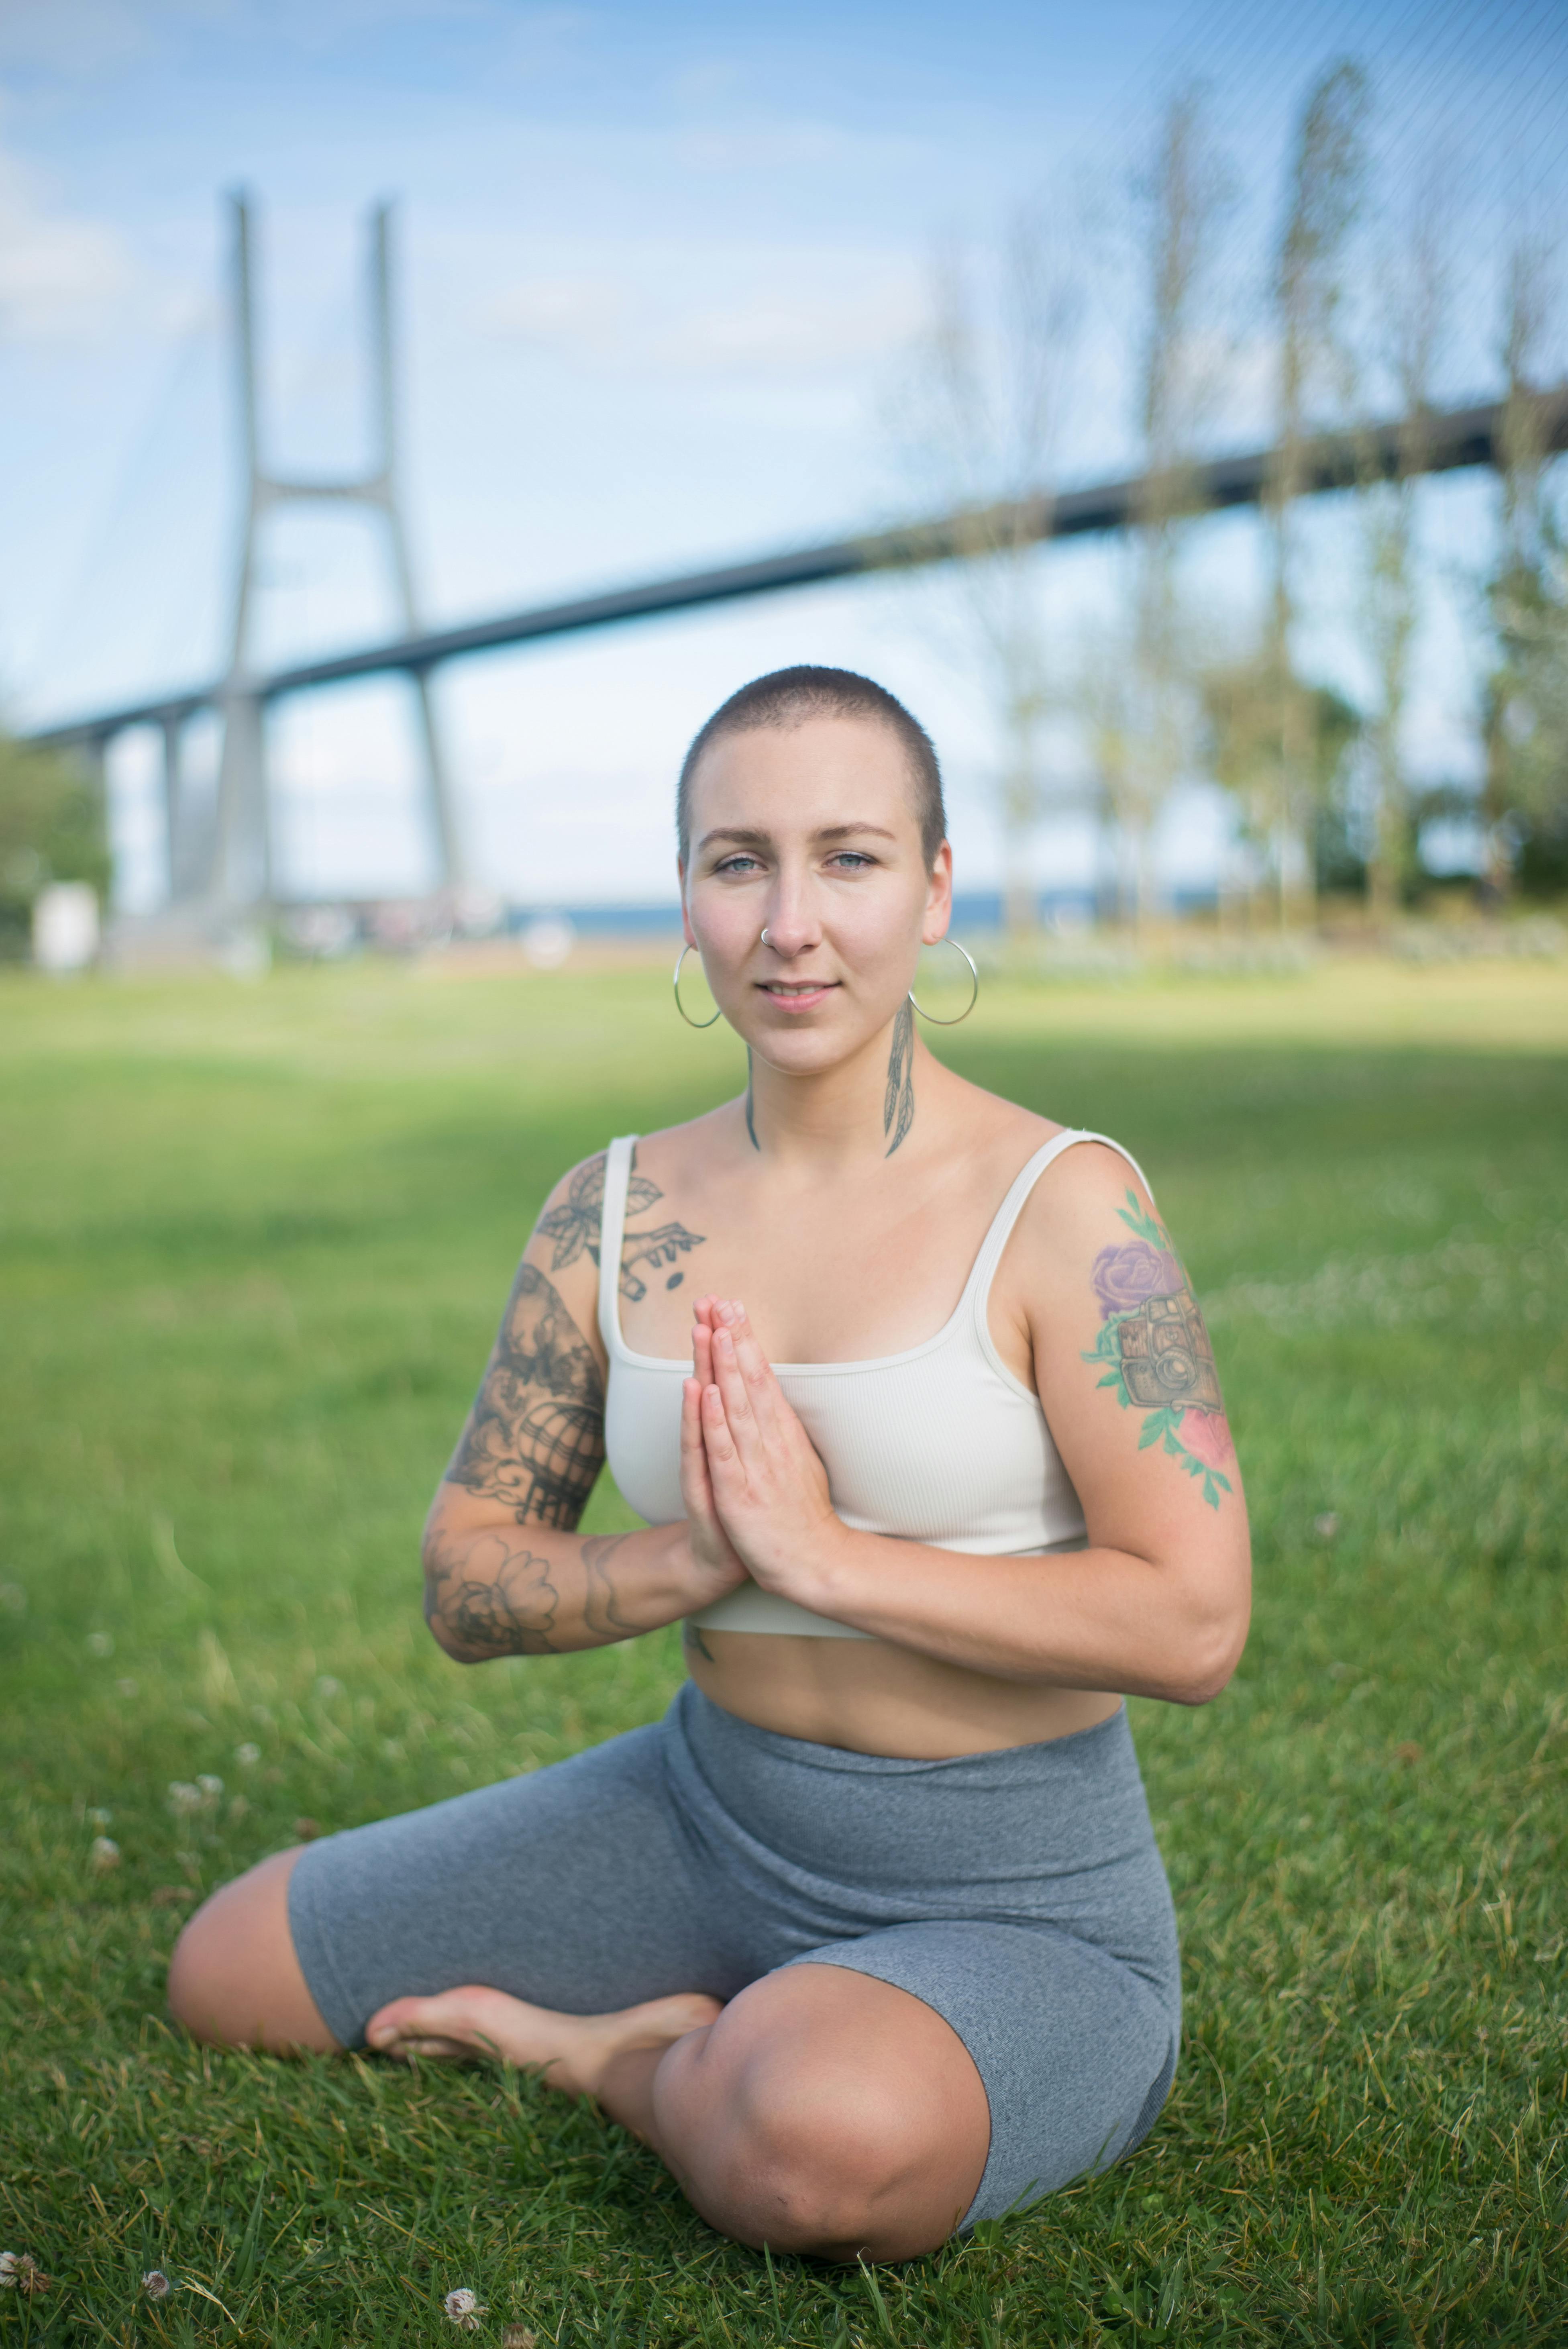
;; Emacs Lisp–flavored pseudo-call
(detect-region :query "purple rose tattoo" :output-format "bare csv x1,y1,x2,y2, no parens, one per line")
1091,1237,1185,1322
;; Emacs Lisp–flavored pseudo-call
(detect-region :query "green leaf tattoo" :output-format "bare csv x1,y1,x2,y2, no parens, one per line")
1083,1188,1234,1509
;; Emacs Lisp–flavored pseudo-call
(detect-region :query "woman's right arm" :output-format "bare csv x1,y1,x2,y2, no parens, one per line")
422,1165,742,1662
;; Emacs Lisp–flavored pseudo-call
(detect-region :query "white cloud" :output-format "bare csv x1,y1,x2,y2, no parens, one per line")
674,123,851,174
471,237,922,380
477,272,628,351
664,283,922,374
0,148,139,339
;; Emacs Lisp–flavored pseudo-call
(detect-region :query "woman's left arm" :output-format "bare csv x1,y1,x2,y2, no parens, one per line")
692,1148,1251,1705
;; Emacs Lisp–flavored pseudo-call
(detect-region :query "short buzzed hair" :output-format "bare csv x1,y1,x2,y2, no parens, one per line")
677,665,948,870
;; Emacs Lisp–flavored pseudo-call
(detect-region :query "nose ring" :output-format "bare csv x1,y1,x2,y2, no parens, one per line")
761,928,771,946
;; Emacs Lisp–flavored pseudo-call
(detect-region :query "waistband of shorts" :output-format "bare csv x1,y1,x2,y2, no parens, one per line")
671,1679,1134,1785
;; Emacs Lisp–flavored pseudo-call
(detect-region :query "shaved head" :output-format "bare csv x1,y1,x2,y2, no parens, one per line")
678,666,947,870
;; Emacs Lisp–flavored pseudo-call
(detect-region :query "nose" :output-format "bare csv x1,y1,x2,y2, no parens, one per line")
759,867,822,960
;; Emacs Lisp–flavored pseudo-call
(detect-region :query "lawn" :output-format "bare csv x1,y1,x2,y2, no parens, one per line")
1,952,1564,2347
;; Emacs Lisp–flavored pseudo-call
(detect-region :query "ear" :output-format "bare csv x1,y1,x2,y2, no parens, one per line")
678,859,697,949
922,840,954,944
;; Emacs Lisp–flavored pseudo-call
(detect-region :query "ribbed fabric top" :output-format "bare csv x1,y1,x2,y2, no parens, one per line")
598,1129,1152,1639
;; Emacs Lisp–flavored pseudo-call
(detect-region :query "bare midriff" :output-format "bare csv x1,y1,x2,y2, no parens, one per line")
683,1629,1122,1759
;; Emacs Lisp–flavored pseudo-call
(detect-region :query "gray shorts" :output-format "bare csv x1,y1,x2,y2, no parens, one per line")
289,1684,1181,2228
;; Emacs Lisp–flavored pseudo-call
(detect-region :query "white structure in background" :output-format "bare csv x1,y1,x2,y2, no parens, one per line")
522,913,575,968
32,883,100,973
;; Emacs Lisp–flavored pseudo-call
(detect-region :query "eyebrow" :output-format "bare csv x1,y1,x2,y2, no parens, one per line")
697,823,899,851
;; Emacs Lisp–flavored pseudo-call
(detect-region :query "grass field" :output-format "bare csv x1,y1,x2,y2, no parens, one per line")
1,953,1564,2347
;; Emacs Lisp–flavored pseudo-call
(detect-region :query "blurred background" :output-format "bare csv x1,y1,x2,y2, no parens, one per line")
2,0,1567,969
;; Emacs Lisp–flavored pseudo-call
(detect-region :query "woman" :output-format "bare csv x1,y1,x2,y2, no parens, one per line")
170,665,1251,2261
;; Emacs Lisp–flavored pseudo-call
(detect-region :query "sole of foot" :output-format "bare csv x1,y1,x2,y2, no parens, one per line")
363,1985,723,2098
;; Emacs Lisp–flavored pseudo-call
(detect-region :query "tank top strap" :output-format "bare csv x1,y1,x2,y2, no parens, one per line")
597,1134,639,1358
965,1127,1160,1332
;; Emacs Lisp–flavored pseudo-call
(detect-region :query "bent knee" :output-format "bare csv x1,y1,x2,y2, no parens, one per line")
687,2066,964,2258
167,1847,335,2054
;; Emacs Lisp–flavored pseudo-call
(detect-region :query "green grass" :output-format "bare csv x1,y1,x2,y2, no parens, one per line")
1,956,1564,2347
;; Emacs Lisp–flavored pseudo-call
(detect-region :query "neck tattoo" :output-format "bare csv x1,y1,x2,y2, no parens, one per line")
883,1000,915,1157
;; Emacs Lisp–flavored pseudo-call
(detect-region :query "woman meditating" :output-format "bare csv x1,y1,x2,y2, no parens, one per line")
169,665,1251,2261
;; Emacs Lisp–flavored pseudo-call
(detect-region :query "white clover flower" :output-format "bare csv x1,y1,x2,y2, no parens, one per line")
0,2253,49,2295
0,2253,16,2286
87,1631,114,1657
167,1782,202,1816
315,1676,343,1701
502,2328,538,2348
88,1807,112,1828
197,1774,224,1806
143,2270,171,2299
228,1796,249,1823
90,1837,121,1872
443,2286,487,2329
0,1582,27,1615
234,1742,261,1767
116,1677,139,1697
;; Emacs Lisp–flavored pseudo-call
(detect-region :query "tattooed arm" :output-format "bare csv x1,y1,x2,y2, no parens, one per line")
695,1145,1251,1704
422,1154,740,1663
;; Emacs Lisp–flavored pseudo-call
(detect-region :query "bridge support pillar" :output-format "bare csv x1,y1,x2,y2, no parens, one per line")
204,190,457,922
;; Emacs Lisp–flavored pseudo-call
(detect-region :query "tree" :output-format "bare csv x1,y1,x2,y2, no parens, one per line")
1111,85,1233,931
1264,59,1369,924
1201,650,1360,896
0,731,110,960
1482,232,1568,894
1360,147,1455,918
891,208,1083,935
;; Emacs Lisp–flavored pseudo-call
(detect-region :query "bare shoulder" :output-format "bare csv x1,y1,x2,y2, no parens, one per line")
528,1150,610,1264
928,1064,1064,1174
624,1103,735,1193
1012,1135,1161,1258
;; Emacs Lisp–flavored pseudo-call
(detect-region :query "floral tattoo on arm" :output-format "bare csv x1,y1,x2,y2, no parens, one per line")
1082,1190,1234,1509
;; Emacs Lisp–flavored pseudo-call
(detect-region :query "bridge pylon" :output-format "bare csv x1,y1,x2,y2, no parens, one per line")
202,189,460,917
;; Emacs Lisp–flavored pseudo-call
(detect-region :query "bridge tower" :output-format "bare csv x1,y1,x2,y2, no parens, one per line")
206,191,460,913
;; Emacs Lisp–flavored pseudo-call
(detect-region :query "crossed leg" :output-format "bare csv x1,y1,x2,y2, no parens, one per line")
168,1849,991,2260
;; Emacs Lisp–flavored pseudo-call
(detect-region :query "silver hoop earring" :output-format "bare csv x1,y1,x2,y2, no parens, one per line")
673,942,722,1029
908,936,979,1025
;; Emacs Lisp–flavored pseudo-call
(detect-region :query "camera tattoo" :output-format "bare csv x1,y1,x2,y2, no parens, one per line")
1082,1190,1234,1508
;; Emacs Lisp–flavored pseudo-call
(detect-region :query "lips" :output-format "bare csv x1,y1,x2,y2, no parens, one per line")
757,980,838,1011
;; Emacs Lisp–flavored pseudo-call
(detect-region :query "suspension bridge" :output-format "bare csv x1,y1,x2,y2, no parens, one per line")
24,195,1568,928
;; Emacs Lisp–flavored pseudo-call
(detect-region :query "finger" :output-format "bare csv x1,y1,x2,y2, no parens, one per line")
692,1321,713,1386
722,1304,781,1429
680,1376,714,1506
711,1325,762,1454
701,1380,739,1469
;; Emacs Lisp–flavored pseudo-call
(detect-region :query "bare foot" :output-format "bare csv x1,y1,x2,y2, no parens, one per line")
362,1985,722,2099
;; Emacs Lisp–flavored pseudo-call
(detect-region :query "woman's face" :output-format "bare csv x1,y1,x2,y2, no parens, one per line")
679,714,952,1074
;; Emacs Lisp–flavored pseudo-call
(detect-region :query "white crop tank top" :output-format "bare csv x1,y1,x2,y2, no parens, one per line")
598,1128,1154,1639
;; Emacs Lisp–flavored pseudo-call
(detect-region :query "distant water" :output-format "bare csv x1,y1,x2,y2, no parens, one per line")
503,888,1218,939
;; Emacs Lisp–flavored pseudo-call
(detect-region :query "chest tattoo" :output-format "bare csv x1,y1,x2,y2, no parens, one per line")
536,1149,708,1302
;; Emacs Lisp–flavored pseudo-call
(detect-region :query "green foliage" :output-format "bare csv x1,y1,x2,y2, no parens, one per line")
1,963,1564,2344
1200,651,1363,892
0,730,110,958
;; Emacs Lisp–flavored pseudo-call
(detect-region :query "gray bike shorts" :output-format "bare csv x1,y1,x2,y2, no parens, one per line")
289,1683,1181,2229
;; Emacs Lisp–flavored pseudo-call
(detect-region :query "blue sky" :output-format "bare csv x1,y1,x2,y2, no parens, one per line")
2,0,1565,908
